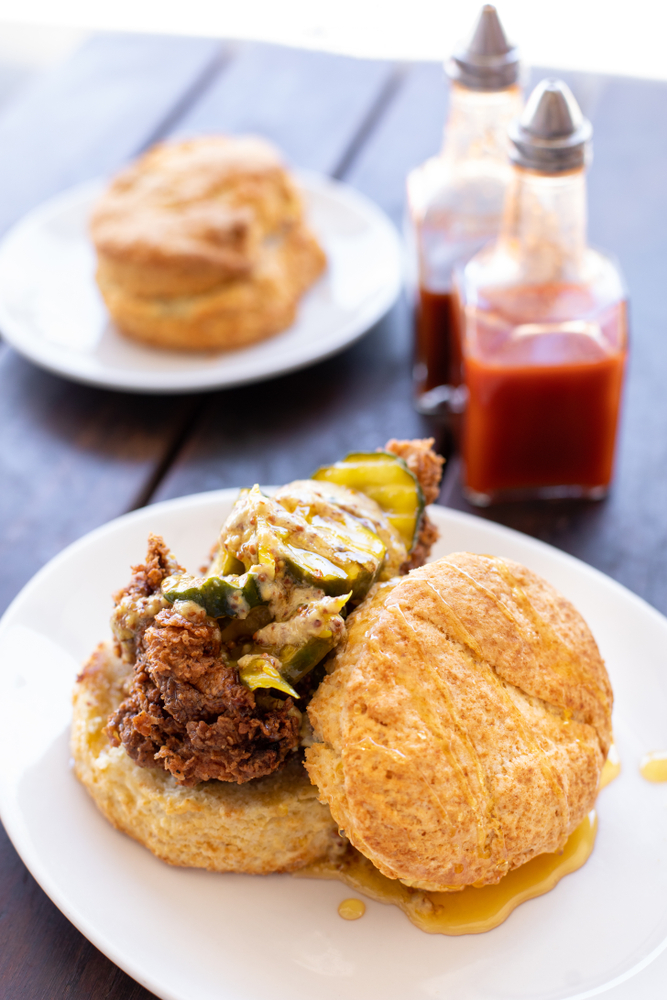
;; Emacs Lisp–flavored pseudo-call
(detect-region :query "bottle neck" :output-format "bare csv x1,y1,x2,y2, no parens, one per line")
441,81,522,166
498,166,588,283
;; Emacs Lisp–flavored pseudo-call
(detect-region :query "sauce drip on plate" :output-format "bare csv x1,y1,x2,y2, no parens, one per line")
640,750,667,783
338,898,366,920
298,811,599,935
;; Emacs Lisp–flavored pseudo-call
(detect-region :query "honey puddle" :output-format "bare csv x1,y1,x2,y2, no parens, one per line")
297,745,619,935
297,811,598,935
640,750,667,783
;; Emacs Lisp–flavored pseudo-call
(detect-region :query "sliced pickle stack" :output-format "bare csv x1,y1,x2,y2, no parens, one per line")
312,451,425,550
161,484,393,697
257,509,386,601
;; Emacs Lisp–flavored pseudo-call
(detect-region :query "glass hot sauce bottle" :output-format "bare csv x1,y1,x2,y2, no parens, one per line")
458,79,628,505
407,4,522,417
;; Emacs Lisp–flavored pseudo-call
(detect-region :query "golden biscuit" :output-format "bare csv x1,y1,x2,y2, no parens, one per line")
306,553,612,891
95,223,325,351
90,135,326,350
72,641,342,873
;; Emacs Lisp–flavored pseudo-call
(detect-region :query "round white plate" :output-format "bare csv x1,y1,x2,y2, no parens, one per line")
0,173,402,393
1,493,666,1000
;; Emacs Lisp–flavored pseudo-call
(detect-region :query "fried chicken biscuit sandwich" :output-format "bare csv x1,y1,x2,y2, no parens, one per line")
72,439,444,873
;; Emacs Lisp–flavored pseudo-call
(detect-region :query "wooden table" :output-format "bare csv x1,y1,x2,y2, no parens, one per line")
1,32,666,999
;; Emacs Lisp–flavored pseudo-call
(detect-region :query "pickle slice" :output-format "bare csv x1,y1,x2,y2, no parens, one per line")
254,593,350,686
207,546,245,577
274,523,385,601
237,655,299,698
162,570,265,619
258,514,385,603
312,452,425,550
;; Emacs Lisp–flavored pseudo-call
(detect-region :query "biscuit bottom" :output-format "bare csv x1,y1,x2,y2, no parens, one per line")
96,224,326,352
72,642,341,873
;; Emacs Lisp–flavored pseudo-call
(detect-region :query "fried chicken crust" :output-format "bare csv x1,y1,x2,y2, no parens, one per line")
107,547,300,786
384,437,444,505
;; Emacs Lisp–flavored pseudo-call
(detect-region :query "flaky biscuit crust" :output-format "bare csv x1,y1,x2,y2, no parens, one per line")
72,642,341,873
90,135,326,350
306,554,612,891
95,223,326,351
91,136,302,286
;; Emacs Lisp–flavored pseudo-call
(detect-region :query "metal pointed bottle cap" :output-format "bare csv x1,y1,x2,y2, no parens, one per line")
447,5,520,91
509,79,592,173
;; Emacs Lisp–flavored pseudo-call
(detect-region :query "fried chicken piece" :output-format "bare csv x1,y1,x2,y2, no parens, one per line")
107,579,300,785
110,533,183,663
384,438,444,574
74,641,341,873
115,533,182,601
398,516,439,574
105,438,444,787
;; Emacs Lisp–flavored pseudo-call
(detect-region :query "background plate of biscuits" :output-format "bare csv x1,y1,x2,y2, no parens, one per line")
1,491,667,1000
0,166,401,394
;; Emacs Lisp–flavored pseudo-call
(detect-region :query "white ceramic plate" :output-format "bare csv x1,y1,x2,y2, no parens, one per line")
1,493,667,1000
0,174,402,393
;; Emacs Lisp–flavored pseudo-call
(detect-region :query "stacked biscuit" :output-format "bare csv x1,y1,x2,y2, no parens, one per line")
90,136,326,351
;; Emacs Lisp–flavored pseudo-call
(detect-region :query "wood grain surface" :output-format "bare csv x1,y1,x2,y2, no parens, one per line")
0,31,665,1000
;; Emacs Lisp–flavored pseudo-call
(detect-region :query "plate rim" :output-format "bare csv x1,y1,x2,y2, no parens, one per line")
2,492,667,1000
0,172,403,395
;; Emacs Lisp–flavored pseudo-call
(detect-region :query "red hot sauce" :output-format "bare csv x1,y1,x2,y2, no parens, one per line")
462,283,628,502
458,79,629,504
415,288,463,395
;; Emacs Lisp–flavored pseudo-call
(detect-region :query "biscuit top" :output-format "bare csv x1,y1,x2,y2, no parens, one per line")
90,136,303,277
306,553,612,891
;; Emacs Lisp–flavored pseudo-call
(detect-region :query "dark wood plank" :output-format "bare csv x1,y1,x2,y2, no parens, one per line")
170,41,396,174
0,32,227,236
443,72,667,616
0,354,205,615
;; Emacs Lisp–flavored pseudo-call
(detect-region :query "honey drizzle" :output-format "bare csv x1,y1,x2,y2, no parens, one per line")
297,811,598,935
381,601,506,866
486,557,611,715
640,750,667,783
338,898,366,920
407,578,570,843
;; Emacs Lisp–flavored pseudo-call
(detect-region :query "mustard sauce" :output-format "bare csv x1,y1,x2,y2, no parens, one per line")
297,810,598,935
640,750,667,783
